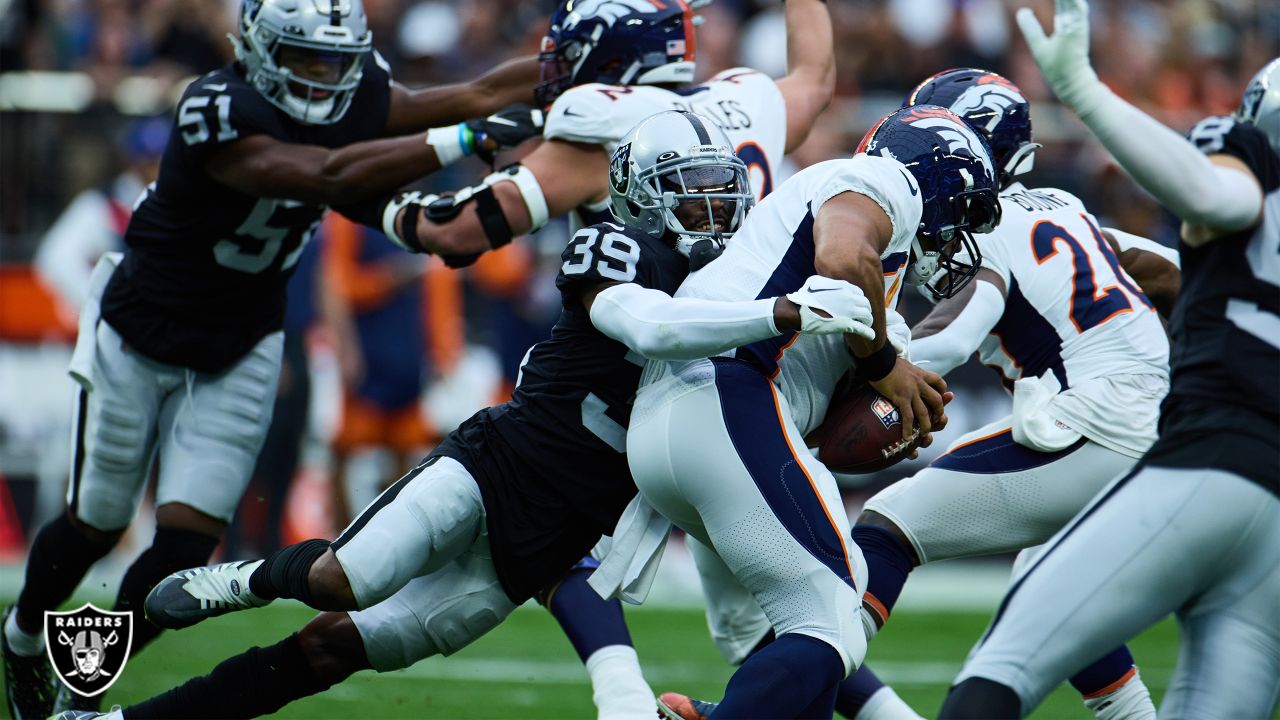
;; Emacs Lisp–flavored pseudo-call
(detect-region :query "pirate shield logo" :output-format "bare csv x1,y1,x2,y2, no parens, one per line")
610,142,632,194
45,604,133,697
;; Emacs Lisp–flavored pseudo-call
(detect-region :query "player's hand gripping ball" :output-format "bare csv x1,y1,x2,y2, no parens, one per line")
810,376,924,473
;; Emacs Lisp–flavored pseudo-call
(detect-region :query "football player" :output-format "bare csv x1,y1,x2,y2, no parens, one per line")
0,1,545,717
330,0,841,715
937,0,1279,715
76,112,873,720
819,68,1175,720
337,0,833,268
613,105,998,719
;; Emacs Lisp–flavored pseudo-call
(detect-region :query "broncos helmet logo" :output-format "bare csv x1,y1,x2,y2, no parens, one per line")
567,0,661,27
950,82,1027,133
901,109,995,179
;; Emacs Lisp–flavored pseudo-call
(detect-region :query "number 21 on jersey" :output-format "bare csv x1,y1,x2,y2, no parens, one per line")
1031,213,1154,333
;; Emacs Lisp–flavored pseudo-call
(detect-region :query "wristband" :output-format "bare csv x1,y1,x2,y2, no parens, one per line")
425,123,474,167
853,342,897,383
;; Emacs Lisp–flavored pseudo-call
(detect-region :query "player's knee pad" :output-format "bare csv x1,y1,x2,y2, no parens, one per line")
422,600,506,657
403,464,484,558
87,395,152,477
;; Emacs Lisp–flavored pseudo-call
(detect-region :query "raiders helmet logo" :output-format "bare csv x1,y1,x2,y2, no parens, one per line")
45,604,133,698
610,142,632,193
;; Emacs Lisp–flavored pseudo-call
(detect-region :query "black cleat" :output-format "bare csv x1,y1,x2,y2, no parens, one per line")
2,606,58,720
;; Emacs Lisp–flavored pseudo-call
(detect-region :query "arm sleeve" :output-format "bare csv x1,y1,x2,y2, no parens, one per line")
1103,227,1181,269
909,279,1006,377
1065,85,1262,230
589,283,780,361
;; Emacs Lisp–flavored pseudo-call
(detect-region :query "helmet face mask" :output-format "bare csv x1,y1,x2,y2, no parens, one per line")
535,0,696,107
609,111,754,270
235,0,372,125
859,104,1002,298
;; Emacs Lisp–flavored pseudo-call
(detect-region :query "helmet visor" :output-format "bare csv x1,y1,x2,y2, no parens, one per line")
659,162,748,236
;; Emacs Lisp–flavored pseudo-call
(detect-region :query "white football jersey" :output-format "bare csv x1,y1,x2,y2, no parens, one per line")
657,155,923,436
544,68,787,226
975,182,1170,453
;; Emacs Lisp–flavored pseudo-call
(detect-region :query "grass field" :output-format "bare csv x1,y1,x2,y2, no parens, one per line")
5,600,1231,719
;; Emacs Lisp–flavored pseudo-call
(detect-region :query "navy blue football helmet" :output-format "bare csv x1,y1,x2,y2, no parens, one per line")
904,68,1038,190
857,104,1002,299
536,0,697,107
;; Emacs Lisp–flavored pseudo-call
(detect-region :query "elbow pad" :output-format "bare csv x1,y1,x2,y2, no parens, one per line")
380,163,551,260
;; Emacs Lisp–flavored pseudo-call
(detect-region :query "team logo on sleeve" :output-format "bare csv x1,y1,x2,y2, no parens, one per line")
45,604,133,698
610,142,633,193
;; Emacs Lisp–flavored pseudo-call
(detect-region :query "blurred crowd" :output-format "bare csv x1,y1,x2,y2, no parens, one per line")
3,0,1276,251
0,0,1276,554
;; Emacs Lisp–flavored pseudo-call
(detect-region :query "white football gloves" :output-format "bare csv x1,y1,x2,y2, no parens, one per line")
786,276,876,340
1015,0,1105,116
886,308,911,358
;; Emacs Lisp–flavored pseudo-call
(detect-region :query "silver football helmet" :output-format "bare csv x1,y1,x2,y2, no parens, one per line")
608,111,753,269
1237,57,1280,155
232,0,372,125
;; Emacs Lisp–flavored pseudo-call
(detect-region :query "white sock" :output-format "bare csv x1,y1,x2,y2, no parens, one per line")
855,686,926,720
585,644,656,720
1082,669,1157,720
4,611,45,657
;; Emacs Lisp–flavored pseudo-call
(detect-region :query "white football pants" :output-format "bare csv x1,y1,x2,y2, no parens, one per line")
956,465,1280,718
628,358,867,674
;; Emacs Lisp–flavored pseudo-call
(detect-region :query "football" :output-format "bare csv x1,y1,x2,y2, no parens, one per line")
810,376,921,474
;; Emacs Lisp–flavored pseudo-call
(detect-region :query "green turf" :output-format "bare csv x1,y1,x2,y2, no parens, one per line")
7,601,1237,719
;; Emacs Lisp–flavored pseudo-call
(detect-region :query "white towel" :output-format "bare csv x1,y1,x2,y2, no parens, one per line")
68,252,123,391
588,494,672,605
1011,373,1082,452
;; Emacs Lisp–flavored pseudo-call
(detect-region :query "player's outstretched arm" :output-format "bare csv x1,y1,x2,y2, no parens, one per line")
1016,0,1263,238
1102,228,1181,319
583,275,874,361
909,270,1007,377
205,102,542,207
814,191,948,440
384,56,539,135
335,138,608,265
774,0,836,153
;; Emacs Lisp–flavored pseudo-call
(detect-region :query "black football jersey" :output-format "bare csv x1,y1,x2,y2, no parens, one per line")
100,55,392,373
1145,118,1279,493
432,221,688,602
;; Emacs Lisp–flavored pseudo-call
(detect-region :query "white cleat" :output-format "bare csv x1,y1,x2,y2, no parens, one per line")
144,560,269,630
